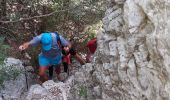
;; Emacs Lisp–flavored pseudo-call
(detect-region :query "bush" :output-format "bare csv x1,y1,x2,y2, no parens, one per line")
0,37,10,64
79,85,87,97
0,64,21,87
0,36,21,87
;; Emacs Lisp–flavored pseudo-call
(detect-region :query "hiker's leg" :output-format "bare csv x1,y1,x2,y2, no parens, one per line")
39,67,48,82
54,64,61,81
38,54,50,82
48,65,53,79
50,54,62,81
63,62,68,73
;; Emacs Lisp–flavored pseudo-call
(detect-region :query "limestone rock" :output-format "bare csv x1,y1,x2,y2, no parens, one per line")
74,72,86,83
0,58,34,100
4,57,23,66
26,84,52,100
84,63,93,76
92,0,170,100
26,80,71,100
26,62,96,100
1,74,26,100
93,86,101,97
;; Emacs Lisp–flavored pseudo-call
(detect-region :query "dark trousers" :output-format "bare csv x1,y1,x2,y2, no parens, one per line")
63,62,68,73
49,65,53,79
49,62,68,78
48,65,61,79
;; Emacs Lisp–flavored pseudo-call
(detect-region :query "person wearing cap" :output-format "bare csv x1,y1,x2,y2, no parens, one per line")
19,32,71,82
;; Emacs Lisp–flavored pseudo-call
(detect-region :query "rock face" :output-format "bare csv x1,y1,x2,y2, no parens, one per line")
92,0,170,100
0,58,34,100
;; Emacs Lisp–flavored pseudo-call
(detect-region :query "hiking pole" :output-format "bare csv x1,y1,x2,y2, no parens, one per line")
21,50,29,91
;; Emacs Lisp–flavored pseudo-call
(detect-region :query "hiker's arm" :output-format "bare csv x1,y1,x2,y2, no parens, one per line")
75,53,86,65
69,47,85,65
59,35,71,52
29,35,41,46
59,36,70,46
59,35,85,64
19,42,31,50
19,35,41,50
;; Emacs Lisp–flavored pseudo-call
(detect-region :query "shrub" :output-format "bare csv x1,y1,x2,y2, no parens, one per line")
0,36,21,87
0,37,10,64
79,85,87,97
0,64,21,87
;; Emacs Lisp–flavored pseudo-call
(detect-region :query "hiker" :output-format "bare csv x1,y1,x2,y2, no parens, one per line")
62,46,86,72
68,34,86,65
19,32,71,82
62,48,71,73
48,42,86,79
86,38,97,63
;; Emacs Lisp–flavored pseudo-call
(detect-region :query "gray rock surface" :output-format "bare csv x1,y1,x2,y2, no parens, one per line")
0,57,34,100
92,0,170,100
26,63,96,100
26,81,70,100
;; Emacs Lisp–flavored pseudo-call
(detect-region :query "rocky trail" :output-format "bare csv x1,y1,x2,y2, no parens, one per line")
0,57,99,100
1,0,170,100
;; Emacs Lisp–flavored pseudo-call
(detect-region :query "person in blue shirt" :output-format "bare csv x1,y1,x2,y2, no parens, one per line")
19,32,71,82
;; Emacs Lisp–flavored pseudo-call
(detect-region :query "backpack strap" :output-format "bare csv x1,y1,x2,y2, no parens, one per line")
54,32,61,43
54,32,62,48
50,33,56,46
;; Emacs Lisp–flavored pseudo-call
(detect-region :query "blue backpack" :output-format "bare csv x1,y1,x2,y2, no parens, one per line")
41,32,62,58
54,32,62,47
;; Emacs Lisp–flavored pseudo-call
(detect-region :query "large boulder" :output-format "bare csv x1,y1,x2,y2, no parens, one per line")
92,0,170,100
0,57,34,100
26,80,71,100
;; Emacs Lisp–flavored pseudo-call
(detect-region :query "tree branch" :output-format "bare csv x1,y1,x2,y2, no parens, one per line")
0,7,74,24
0,3,94,24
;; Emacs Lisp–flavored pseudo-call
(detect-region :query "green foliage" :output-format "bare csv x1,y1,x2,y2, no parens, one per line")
0,37,10,64
0,36,20,87
85,21,102,38
0,0,106,58
82,21,102,45
0,64,21,87
79,85,87,97
69,0,106,25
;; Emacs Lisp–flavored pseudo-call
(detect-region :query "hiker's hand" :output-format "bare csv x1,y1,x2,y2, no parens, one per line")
19,45,24,50
63,47,70,53
19,42,29,50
